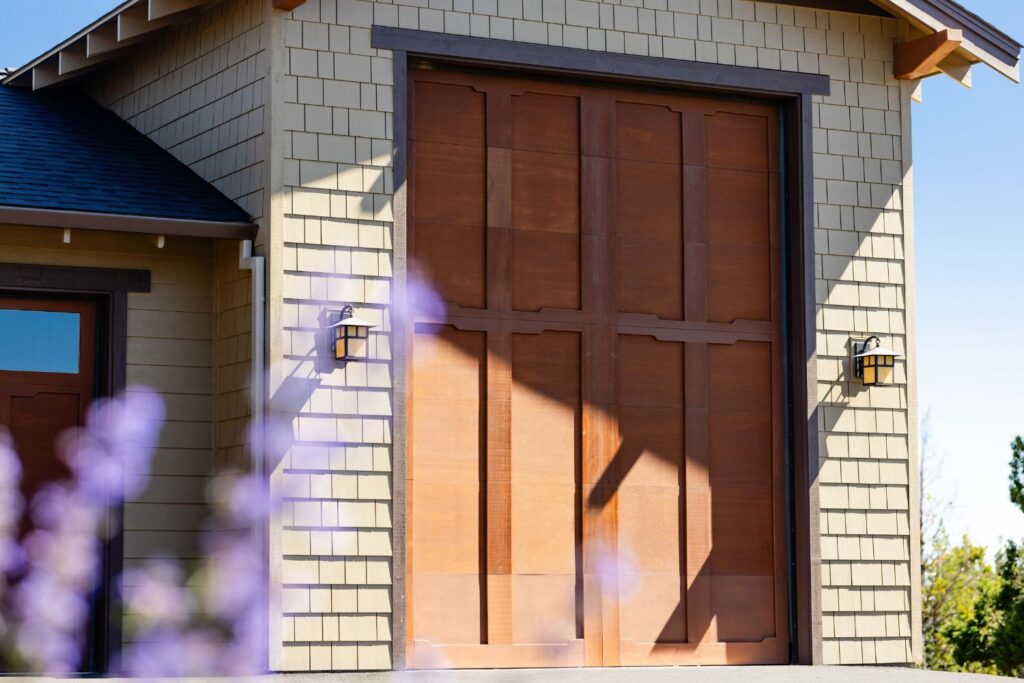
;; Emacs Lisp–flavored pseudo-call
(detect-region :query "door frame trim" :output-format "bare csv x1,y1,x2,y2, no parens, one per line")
0,262,150,672
375,27,827,667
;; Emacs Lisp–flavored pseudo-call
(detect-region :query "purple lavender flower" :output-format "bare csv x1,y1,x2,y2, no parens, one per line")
10,388,164,674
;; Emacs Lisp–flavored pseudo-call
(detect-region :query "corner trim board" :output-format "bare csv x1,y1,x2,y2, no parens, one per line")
0,206,257,240
371,26,831,97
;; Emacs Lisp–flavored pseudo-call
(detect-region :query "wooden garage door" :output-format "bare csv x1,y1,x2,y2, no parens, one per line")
406,65,787,668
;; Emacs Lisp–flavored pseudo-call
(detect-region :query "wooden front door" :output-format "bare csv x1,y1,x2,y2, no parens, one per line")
406,66,787,668
0,295,101,670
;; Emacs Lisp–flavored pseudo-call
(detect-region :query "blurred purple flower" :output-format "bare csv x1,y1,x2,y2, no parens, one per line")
392,261,445,327
62,388,164,504
121,560,193,629
0,430,23,576
119,628,221,678
10,388,163,674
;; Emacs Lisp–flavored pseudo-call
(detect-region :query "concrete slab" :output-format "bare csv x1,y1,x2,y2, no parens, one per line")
2,668,1014,682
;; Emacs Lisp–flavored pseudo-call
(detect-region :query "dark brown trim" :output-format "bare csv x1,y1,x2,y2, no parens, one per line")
372,26,830,97
0,262,150,294
0,262,150,672
383,29,823,666
0,206,257,240
784,94,822,666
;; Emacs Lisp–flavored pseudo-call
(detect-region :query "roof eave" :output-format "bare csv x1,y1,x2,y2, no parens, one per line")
0,205,257,240
871,0,1021,83
1,0,214,89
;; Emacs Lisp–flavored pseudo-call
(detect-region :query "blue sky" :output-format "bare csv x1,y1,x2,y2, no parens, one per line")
2,1,1022,551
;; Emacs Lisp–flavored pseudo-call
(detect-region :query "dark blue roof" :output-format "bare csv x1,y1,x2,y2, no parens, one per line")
0,85,251,223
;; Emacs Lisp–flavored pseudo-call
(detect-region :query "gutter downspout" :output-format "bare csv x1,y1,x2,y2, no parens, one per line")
239,238,266,482
239,238,267,664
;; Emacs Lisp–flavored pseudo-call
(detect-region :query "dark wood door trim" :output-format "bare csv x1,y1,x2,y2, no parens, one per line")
384,32,823,667
0,262,151,673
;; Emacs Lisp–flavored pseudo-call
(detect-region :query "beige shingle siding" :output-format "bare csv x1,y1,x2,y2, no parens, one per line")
87,0,267,220
0,225,224,642
268,0,917,670
214,241,253,473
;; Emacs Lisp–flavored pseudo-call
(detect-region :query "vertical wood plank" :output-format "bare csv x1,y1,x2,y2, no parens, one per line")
486,331,513,644
484,89,514,645
580,88,620,667
684,342,715,644
682,106,714,646
682,110,707,324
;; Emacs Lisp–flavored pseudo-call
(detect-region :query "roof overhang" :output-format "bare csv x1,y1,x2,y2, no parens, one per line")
1,0,1019,89
0,206,257,240
1,0,216,89
870,0,1021,84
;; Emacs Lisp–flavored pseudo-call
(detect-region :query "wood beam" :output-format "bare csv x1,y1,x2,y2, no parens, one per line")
87,21,147,58
32,58,69,90
117,4,177,42
938,52,974,87
894,28,963,80
273,0,307,9
58,39,117,76
148,0,206,21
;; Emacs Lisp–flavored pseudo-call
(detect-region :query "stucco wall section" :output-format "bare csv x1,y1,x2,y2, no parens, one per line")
270,0,917,669
86,0,267,220
0,225,226,639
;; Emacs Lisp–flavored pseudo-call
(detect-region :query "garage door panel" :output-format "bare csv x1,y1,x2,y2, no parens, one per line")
511,331,579,479
707,168,771,247
705,111,770,172
618,488,682,574
413,222,486,309
617,336,683,405
708,342,772,411
410,482,483,574
511,574,579,644
619,573,686,644
512,150,580,234
615,101,681,164
512,91,580,155
709,410,772,486
413,141,486,226
413,574,485,645
410,325,484,488
511,229,580,312
616,239,683,320
511,481,578,574
617,159,682,239
412,80,486,146
409,66,784,668
707,246,772,323
711,575,775,643
711,484,773,576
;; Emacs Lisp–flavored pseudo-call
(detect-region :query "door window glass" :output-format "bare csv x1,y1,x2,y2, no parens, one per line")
0,309,81,374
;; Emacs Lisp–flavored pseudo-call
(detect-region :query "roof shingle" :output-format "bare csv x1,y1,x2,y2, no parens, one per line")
0,85,251,224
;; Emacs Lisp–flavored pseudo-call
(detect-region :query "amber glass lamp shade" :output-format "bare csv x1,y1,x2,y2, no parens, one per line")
330,305,374,360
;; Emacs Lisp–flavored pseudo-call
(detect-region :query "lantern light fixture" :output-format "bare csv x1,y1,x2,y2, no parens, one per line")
853,335,901,386
329,305,375,360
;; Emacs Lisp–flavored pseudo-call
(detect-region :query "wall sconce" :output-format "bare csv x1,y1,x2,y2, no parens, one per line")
853,335,901,386
329,305,374,360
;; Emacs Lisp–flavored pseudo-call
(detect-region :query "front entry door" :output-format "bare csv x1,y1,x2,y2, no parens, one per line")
0,295,102,670
406,66,787,668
